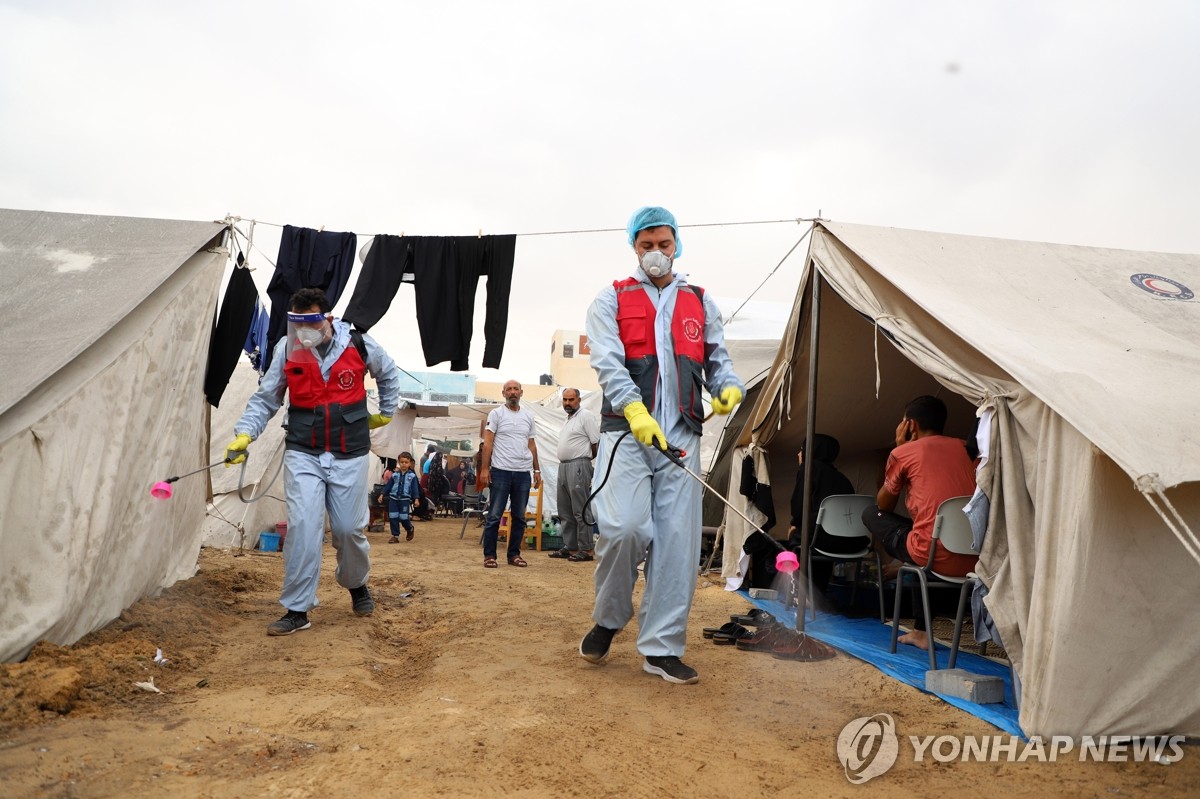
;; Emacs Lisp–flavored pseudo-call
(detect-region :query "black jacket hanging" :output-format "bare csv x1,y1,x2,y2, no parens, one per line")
204,257,259,407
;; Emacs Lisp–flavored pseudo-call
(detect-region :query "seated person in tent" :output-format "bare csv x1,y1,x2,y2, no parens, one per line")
445,458,465,494
862,395,976,651
786,433,858,592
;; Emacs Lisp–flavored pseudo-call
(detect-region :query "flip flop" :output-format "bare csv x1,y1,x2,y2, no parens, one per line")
711,624,753,645
702,621,741,639
731,609,776,627
483,558,498,568
508,556,528,567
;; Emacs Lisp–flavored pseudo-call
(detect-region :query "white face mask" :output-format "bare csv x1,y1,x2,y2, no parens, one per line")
296,326,326,349
639,250,673,278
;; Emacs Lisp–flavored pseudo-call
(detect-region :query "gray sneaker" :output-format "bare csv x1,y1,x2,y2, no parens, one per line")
349,585,375,616
643,656,699,684
579,624,617,664
267,610,311,636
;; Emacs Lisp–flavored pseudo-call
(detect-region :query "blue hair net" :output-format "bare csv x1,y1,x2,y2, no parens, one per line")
626,206,682,258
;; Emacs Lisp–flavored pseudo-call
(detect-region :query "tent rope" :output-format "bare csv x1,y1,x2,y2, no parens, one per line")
1138,479,1200,568
726,224,813,325
224,215,816,239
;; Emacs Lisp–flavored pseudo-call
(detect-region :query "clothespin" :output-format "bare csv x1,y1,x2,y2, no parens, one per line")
318,224,325,232
477,228,483,239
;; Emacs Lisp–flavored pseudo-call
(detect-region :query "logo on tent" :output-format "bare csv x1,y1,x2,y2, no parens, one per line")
837,713,899,783
1129,273,1194,300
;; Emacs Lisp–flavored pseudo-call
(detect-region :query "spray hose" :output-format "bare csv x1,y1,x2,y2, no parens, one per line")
580,431,799,575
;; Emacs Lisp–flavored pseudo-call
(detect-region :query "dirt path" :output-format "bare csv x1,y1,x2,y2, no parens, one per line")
1,517,1194,797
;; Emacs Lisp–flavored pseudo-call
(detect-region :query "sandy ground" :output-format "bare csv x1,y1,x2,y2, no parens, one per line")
1,516,1195,798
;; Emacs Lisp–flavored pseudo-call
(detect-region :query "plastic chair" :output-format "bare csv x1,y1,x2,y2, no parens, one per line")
458,485,488,539
807,494,885,623
889,495,978,671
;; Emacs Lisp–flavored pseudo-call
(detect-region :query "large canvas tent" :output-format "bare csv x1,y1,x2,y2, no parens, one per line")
723,221,1200,738
0,209,228,662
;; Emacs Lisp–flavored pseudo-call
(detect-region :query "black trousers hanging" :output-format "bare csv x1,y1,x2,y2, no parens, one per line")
342,234,516,370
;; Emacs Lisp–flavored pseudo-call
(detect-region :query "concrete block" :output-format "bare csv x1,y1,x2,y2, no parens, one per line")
925,668,1006,704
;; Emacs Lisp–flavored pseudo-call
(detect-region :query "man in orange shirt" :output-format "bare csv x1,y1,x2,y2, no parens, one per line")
863,395,976,651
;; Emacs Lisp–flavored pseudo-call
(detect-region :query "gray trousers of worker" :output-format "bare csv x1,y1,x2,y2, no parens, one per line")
557,456,595,551
590,429,702,658
279,450,372,613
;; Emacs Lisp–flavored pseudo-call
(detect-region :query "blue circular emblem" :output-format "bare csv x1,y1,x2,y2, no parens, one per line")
1129,273,1194,300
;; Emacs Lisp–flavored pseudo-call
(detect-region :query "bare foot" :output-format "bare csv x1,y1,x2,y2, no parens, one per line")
898,629,930,650
881,559,903,582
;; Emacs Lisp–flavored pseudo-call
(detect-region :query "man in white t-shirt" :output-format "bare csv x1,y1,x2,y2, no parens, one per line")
548,387,600,562
479,379,542,568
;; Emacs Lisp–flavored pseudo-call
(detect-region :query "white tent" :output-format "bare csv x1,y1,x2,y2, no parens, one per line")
201,361,287,549
722,221,1200,738
0,209,228,662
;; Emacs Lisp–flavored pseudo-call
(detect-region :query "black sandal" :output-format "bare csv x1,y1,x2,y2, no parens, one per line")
567,551,594,562
730,609,776,627
548,548,572,558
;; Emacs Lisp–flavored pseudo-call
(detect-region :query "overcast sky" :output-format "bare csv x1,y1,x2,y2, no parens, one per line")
2,1,1198,384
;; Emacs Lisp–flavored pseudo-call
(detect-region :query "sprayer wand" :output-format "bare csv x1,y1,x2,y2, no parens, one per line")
151,453,249,500
656,443,799,574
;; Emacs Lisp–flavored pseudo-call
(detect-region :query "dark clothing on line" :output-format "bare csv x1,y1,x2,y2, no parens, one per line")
204,258,259,407
263,225,357,372
244,297,269,373
342,234,517,370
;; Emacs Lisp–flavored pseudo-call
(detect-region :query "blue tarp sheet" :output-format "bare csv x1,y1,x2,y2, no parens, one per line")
743,594,1023,737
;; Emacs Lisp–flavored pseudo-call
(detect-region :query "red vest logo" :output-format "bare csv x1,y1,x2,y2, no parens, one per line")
336,369,357,390
682,317,703,343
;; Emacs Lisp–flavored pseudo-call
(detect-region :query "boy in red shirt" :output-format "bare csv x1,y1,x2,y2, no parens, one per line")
864,395,976,651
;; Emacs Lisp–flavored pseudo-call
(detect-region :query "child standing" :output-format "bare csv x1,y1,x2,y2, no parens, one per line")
384,452,421,543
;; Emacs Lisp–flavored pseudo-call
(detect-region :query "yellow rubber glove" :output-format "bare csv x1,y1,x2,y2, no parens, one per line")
710,385,743,415
368,414,392,430
225,433,252,466
623,401,667,451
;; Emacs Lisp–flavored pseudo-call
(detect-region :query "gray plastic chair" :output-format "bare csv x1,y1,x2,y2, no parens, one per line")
889,495,978,671
808,494,885,623
458,485,488,539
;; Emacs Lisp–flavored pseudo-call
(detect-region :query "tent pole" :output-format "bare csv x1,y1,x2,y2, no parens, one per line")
795,269,822,632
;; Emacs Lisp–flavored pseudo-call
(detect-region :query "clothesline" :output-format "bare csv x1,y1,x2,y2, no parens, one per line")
223,214,814,239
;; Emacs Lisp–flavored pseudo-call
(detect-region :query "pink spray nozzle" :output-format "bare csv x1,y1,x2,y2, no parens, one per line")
775,550,799,574
150,481,173,500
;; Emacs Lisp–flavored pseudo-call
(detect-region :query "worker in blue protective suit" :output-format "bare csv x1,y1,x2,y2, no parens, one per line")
578,207,744,684
226,287,401,636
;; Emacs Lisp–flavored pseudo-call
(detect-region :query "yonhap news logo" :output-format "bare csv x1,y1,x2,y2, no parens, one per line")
836,714,899,784
836,714,1185,784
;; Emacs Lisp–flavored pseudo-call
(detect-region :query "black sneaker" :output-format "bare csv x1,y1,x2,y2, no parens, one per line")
643,656,699,685
579,624,618,664
349,585,375,616
267,610,310,636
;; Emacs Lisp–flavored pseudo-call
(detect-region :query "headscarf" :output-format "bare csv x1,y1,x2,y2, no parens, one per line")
626,206,683,258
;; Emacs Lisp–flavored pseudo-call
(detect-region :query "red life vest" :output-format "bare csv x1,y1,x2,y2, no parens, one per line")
284,340,371,457
600,278,707,435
